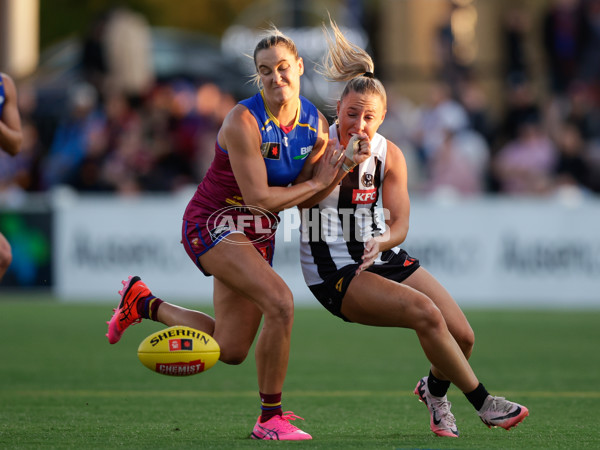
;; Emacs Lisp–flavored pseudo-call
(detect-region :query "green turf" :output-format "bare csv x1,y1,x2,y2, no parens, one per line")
0,299,599,449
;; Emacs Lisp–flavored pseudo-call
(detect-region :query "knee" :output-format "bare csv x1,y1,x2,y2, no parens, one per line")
454,326,475,358
262,288,294,328
219,347,249,365
413,299,446,335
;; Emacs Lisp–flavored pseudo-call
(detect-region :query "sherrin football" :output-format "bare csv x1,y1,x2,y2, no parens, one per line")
137,326,220,376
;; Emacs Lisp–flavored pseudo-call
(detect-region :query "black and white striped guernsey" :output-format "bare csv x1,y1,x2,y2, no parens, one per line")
299,123,401,286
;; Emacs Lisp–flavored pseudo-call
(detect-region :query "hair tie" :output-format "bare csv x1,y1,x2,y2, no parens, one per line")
363,71,374,78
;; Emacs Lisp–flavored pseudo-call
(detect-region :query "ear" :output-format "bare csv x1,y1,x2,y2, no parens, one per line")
381,108,387,123
336,100,341,116
298,57,304,76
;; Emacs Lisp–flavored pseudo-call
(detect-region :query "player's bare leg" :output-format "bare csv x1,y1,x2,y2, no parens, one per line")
403,267,475,378
199,234,310,440
199,234,293,392
156,303,216,336
342,271,528,432
341,272,479,393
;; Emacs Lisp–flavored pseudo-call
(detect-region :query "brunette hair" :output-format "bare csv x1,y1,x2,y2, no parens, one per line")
251,25,299,87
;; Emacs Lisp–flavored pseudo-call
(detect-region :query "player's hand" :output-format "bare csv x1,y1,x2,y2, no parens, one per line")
312,139,344,189
356,237,380,275
343,133,371,168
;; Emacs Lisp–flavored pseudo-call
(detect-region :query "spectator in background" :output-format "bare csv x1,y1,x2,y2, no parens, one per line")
194,82,236,179
554,120,590,192
0,120,44,199
81,11,110,101
377,92,423,192
492,113,558,195
502,6,532,82
456,76,495,146
167,80,203,184
41,83,105,189
0,72,23,281
542,0,586,95
433,3,469,93
411,80,490,196
497,74,540,145
579,0,600,87
412,81,469,167
137,84,184,191
563,81,600,141
425,110,490,196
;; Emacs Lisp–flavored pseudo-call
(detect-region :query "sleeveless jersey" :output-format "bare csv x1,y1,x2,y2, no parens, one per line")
183,91,319,231
300,124,401,286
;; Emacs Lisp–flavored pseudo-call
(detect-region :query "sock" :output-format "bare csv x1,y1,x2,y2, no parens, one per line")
137,296,163,321
428,370,451,397
465,383,490,411
259,392,282,423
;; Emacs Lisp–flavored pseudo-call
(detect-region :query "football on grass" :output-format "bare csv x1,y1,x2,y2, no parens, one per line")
137,326,220,376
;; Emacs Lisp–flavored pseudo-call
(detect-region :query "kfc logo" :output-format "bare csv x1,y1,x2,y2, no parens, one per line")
352,188,377,204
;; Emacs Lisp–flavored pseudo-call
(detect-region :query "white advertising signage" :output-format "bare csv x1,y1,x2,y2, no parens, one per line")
53,191,600,308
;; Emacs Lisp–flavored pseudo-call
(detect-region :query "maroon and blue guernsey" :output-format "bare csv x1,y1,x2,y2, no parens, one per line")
182,91,320,274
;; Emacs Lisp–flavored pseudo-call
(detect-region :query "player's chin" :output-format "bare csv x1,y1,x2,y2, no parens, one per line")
269,86,295,102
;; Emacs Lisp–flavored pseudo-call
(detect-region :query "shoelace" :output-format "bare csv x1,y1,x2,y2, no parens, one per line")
488,396,513,414
431,398,456,426
277,412,305,431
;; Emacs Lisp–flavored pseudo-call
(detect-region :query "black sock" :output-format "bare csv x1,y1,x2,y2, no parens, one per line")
465,383,490,411
428,370,451,397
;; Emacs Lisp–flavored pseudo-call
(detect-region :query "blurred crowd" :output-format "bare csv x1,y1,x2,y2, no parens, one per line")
380,0,600,199
1,0,600,206
4,79,236,200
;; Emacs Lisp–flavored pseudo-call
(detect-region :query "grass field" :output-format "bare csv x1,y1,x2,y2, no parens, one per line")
1,297,599,449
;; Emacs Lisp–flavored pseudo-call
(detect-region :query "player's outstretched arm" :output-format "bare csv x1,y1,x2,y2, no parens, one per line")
0,73,23,156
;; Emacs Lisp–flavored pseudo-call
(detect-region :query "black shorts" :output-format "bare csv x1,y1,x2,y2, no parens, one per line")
308,249,420,322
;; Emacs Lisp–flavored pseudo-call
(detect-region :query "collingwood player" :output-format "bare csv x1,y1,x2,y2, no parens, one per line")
298,18,529,438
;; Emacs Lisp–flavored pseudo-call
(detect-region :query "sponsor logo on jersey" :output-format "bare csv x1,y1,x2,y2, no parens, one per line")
208,224,231,241
261,142,281,160
335,277,344,292
361,172,374,187
352,188,377,204
403,257,416,267
293,145,313,160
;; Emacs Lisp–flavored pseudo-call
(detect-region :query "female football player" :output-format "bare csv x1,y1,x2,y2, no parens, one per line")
106,26,368,440
297,19,529,438
0,72,24,281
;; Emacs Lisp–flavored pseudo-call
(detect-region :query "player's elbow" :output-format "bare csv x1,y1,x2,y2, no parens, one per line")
245,194,278,213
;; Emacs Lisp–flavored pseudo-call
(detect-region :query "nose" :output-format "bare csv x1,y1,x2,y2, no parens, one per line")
272,70,283,84
356,116,367,133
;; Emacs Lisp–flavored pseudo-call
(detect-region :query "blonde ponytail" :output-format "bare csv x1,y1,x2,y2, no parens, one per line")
319,17,386,108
